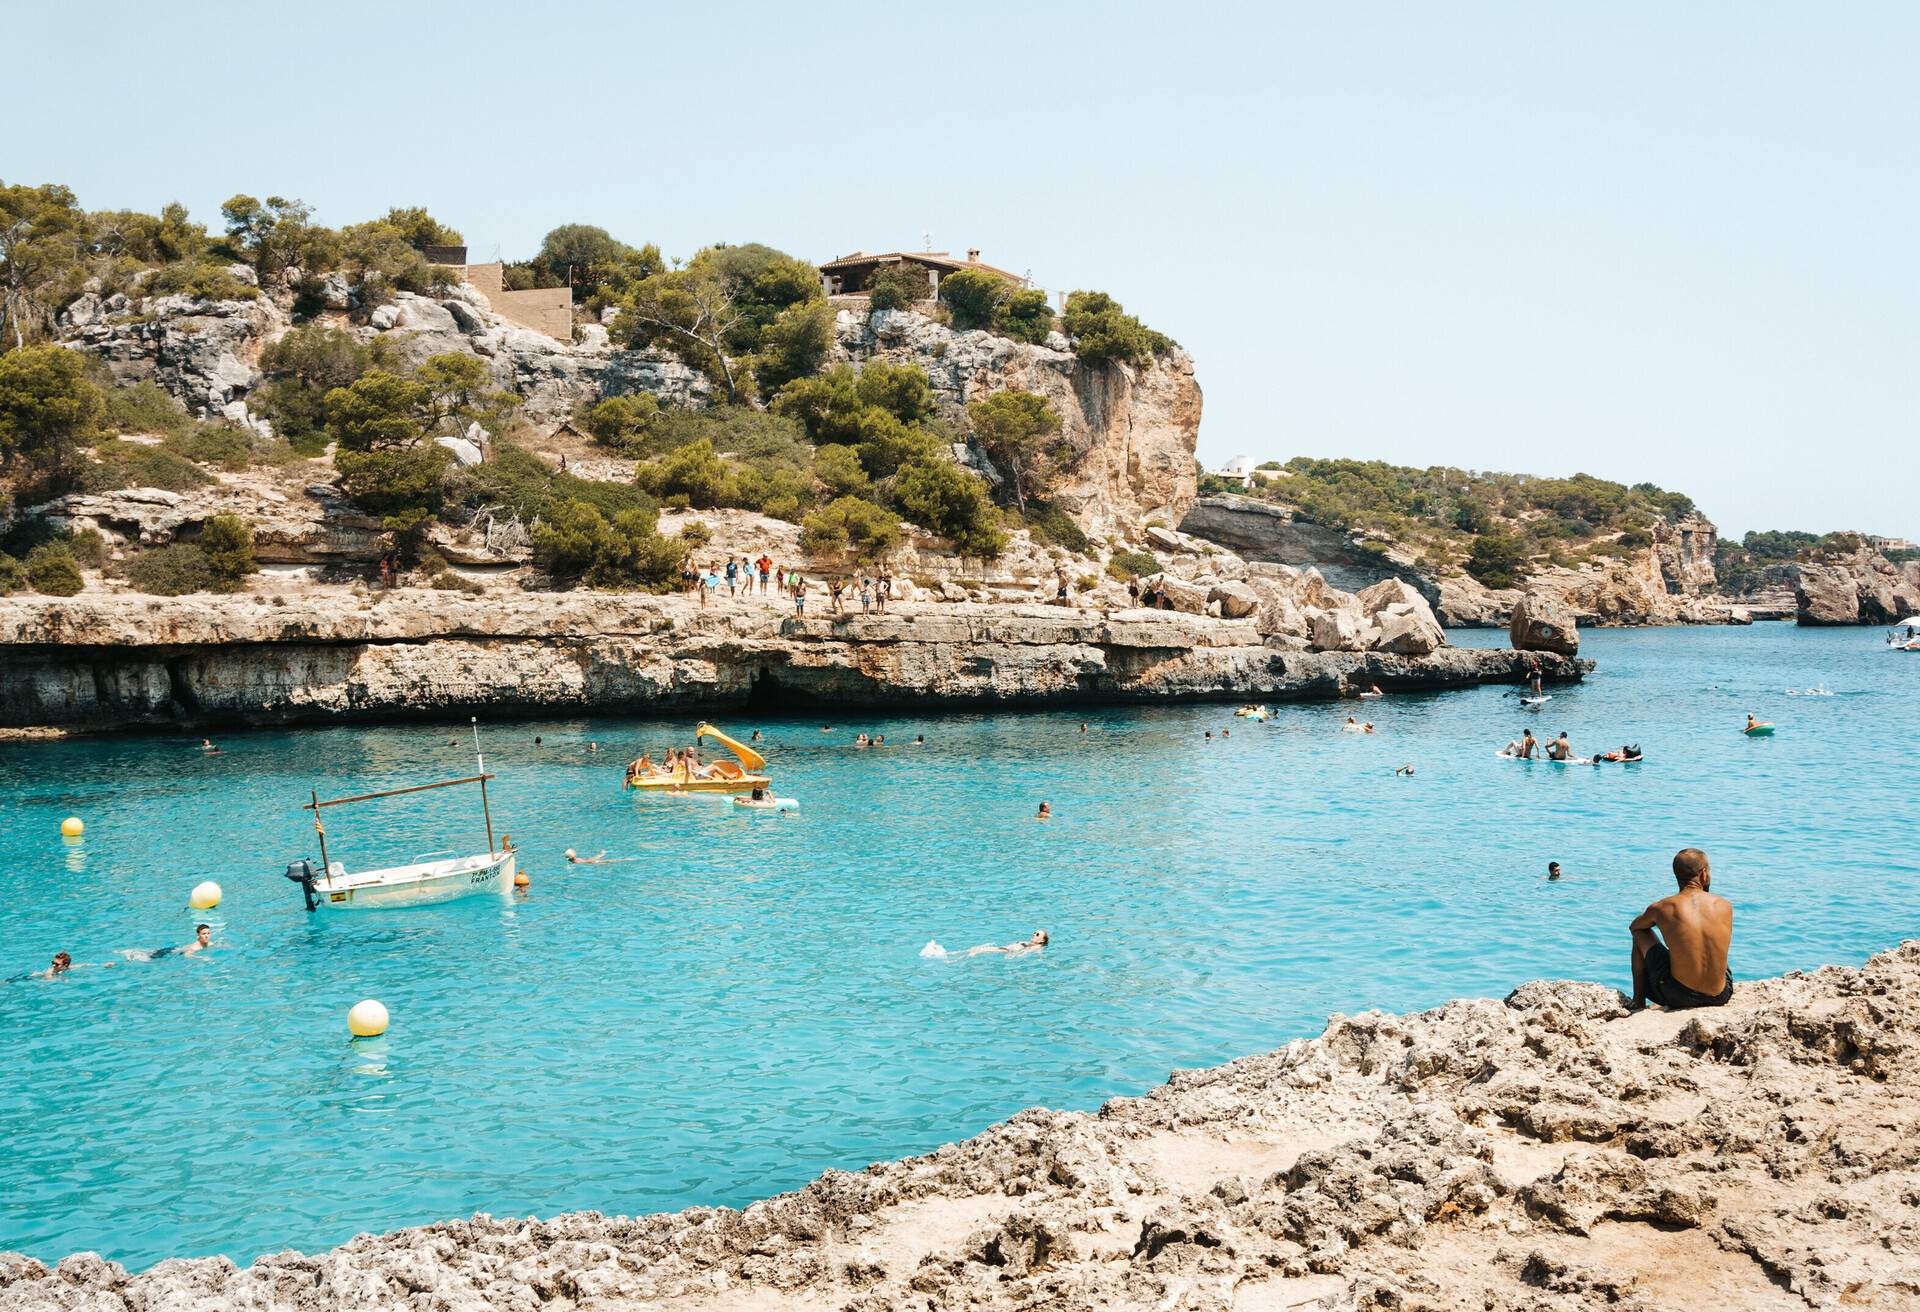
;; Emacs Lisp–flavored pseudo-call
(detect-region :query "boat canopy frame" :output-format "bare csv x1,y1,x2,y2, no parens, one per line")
303,773,497,876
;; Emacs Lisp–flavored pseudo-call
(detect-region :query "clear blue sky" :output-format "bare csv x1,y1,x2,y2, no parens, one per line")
8,2,1914,538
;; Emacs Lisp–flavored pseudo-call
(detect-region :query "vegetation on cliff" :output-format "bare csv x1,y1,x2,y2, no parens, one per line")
1204,457,1699,589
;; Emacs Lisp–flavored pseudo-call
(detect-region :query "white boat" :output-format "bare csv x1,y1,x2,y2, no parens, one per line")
1888,618,1920,651
285,720,514,912
291,849,516,911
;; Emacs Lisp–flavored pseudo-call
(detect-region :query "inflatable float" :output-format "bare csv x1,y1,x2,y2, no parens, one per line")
626,723,770,793
733,795,798,812
1234,706,1270,720
1744,723,1776,736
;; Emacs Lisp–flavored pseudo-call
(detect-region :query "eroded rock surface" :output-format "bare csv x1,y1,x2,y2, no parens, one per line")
0,594,1582,730
7,943,1915,1310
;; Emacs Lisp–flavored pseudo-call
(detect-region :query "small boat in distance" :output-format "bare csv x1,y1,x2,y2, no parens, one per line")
625,723,770,793
285,720,515,911
1887,618,1920,651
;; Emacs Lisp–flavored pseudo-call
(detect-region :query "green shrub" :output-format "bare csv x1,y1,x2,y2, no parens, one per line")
125,544,214,595
81,441,212,492
1019,500,1089,552
101,381,192,438
680,519,712,548
1062,290,1172,366
751,300,836,395
581,393,661,452
199,513,256,588
800,496,902,561
164,422,253,471
634,437,735,508
995,288,1055,344
813,443,870,498
0,345,105,469
64,529,108,568
334,444,452,532
428,570,484,594
0,553,23,595
966,388,1064,511
1106,549,1161,581
145,259,260,302
255,325,396,448
893,460,1005,557
531,498,678,589
938,269,1010,331
867,263,930,311
1465,532,1529,590
24,544,84,595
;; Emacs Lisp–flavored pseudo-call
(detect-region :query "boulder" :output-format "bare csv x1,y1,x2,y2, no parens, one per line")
444,300,488,333
1144,526,1184,553
434,436,484,468
1309,607,1364,652
1355,577,1425,617
318,272,354,311
1372,606,1445,656
1150,574,1212,615
1207,580,1259,619
1510,593,1580,655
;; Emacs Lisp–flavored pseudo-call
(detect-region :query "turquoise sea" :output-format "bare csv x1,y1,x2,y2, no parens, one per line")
1,624,1914,1269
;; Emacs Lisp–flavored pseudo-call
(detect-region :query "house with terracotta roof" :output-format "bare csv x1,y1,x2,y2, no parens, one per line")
817,248,1025,299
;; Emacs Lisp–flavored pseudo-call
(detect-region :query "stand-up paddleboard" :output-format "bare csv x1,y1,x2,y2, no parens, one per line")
1496,750,1594,765
1521,695,1552,707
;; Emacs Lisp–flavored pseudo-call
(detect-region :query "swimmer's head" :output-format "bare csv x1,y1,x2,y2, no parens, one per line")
1031,930,1049,946
195,925,211,945
51,951,72,973
565,849,577,859
1037,802,1051,817
1547,862,1561,879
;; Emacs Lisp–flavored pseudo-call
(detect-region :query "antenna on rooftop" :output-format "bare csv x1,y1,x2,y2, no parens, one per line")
922,229,932,251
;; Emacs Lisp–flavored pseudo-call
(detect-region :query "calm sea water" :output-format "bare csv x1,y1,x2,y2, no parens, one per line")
1,624,1914,1269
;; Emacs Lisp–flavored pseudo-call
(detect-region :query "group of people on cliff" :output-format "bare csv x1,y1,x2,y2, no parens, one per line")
680,553,897,616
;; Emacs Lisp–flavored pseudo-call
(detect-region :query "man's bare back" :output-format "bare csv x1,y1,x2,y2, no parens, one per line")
1630,848,1733,1010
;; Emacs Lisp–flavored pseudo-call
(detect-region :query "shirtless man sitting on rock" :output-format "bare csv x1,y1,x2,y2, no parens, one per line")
1629,847,1733,1012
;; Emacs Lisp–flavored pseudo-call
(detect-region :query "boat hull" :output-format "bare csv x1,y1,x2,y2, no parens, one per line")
627,774,770,794
310,851,515,911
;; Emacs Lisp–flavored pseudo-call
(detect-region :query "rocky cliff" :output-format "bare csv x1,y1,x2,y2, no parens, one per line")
1180,496,1762,629
7,941,1913,1310
58,280,1200,545
0,593,1581,731
1793,544,1920,625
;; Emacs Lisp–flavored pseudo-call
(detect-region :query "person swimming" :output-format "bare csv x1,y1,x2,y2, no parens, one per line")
854,733,870,747
1548,861,1563,881
1343,716,1365,733
1362,722,1375,734
967,930,1050,957
565,849,609,865
1394,763,1415,776
734,787,786,809
120,924,213,962
1036,801,1051,820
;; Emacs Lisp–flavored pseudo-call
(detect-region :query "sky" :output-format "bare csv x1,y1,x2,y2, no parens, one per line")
6,2,1914,538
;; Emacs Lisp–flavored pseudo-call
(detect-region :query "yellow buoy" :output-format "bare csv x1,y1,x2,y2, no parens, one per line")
348,999,389,1038
189,880,222,910
513,870,530,888
60,817,84,838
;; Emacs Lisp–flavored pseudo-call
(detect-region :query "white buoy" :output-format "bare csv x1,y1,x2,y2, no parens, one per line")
348,999,389,1038
60,817,84,838
189,880,222,910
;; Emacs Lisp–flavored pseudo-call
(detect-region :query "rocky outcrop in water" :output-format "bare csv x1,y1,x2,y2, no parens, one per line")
1509,593,1580,655
6,941,1913,1310
1793,545,1920,626
0,593,1580,731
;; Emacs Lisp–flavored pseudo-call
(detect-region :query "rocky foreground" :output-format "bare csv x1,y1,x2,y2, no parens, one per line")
0,593,1584,730
6,944,1915,1311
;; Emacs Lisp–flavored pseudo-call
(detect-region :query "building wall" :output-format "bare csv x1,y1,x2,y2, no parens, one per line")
458,263,571,340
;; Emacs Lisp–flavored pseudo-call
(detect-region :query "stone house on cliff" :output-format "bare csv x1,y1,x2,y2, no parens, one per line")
818,249,1027,301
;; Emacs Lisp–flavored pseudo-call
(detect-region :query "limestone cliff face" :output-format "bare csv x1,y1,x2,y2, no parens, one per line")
837,309,1201,541
1794,544,1920,625
57,288,1201,546
1179,494,1757,628
0,594,1582,731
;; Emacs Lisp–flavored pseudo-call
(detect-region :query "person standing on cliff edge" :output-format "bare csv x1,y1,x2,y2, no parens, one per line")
1629,848,1733,1012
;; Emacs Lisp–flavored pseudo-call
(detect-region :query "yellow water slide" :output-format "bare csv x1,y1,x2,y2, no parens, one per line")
696,723,767,771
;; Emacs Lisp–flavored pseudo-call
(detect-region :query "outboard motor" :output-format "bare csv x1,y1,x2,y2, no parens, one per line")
283,858,318,912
